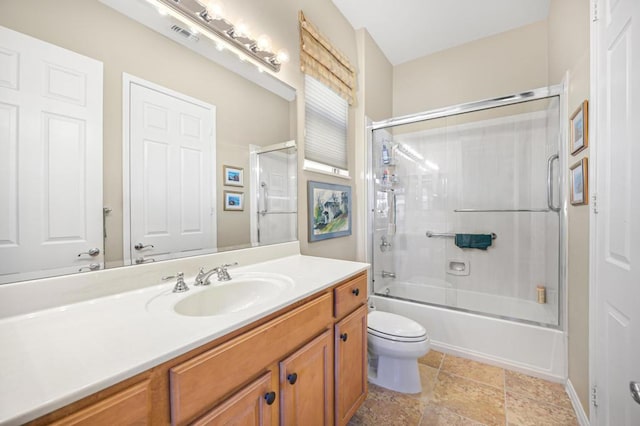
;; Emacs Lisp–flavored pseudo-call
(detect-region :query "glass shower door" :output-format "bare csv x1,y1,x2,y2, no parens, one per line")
254,143,297,245
370,97,562,327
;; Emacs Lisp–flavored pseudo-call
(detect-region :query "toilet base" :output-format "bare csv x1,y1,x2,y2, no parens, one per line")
368,354,422,394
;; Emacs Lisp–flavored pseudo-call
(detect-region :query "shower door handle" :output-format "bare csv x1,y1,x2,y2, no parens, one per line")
260,182,269,216
547,154,560,212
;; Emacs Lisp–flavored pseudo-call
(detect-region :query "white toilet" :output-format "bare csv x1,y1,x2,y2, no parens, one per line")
367,310,430,393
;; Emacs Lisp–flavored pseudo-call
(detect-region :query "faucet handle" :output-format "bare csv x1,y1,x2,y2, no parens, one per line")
221,262,239,269
163,272,189,293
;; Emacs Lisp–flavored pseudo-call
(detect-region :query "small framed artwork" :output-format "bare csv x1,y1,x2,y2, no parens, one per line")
224,191,244,211
308,181,351,242
223,165,244,187
569,158,588,205
570,100,589,155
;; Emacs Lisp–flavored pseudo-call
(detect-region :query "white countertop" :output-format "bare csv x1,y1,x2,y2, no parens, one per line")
0,254,368,425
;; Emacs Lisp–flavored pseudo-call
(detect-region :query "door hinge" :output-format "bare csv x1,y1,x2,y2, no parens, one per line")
592,386,599,407
593,1,599,22
592,193,599,214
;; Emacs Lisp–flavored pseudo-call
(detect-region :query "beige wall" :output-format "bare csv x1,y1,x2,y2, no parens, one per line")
360,30,394,122
548,0,591,414
393,20,549,116
0,0,292,266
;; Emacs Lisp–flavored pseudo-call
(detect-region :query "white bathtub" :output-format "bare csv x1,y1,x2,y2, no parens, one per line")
371,284,567,381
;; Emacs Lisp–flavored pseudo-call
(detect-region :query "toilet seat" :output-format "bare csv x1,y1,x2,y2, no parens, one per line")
368,311,427,343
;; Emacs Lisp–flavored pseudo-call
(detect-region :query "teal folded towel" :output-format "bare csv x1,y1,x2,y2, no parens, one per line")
455,234,493,250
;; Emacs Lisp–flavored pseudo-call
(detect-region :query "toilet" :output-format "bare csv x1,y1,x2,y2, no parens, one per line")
367,311,430,393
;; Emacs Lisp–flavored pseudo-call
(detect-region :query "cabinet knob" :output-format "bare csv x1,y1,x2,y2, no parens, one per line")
352,288,360,296
264,391,276,405
340,333,348,342
287,373,298,385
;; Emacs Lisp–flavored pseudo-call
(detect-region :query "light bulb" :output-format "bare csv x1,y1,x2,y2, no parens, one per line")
276,49,290,64
256,35,272,52
205,1,224,19
158,6,168,16
215,42,225,51
235,21,251,38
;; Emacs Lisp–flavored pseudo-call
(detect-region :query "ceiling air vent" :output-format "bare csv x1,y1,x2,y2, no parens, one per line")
170,24,199,42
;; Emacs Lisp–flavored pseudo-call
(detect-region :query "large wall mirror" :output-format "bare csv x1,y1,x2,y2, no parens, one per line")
0,0,298,284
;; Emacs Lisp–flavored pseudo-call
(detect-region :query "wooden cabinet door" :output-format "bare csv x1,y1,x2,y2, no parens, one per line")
279,330,333,426
192,371,276,426
334,304,368,426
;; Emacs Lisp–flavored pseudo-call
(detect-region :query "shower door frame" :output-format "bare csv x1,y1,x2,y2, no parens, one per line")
366,84,568,330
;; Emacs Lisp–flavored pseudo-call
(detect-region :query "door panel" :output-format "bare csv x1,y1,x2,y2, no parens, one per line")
0,26,103,283
128,80,216,264
594,0,640,423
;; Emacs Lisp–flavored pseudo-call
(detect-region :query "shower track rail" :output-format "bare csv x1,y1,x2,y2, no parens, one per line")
370,85,563,131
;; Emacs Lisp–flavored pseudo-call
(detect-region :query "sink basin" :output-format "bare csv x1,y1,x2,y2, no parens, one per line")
172,273,294,317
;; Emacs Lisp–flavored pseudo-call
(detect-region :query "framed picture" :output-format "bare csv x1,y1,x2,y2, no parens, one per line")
569,158,588,205
570,100,589,155
308,181,351,242
224,191,244,211
223,165,244,187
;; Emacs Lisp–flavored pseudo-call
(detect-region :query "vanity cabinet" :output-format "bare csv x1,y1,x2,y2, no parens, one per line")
27,271,368,426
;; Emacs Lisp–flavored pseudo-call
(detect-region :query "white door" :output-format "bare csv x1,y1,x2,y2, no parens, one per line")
593,0,640,423
126,76,216,265
0,26,103,283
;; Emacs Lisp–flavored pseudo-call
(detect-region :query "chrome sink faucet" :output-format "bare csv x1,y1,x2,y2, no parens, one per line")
195,262,239,286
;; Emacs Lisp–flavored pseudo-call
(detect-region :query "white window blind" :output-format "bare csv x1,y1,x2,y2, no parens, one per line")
304,75,348,173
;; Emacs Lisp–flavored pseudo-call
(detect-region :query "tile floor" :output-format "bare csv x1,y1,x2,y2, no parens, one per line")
348,351,579,426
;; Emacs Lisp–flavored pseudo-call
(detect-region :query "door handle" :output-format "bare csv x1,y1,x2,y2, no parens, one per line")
78,263,100,272
77,248,100,257
547,154,560,212
134,243,154,251
631,381,640,405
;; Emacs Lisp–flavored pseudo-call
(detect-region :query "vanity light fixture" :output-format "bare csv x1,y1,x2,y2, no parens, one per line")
147,0,288,73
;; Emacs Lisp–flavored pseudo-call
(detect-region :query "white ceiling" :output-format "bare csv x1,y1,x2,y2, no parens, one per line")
332,0,550,65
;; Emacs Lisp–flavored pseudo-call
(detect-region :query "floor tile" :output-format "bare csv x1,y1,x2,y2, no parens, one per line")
419,350,444,369
504,370,573,410
432,371,506,426
441,355,505,390
419,364,439,399
348,383,426,426
505,391,578,426
420,404,486,425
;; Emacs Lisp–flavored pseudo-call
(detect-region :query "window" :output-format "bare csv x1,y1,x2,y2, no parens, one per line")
304,75,349,177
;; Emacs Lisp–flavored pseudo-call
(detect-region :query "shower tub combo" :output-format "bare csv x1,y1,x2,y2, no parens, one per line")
368,86,567,380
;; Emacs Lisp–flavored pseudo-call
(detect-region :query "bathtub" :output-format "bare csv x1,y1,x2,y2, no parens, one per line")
370,281,566,381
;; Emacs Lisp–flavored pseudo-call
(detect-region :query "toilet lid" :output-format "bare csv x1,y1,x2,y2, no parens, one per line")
368,311,427,342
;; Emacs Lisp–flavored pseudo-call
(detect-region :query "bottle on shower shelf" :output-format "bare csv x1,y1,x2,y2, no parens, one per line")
382,143,390,165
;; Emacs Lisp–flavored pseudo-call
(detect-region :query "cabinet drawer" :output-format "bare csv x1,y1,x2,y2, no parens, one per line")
334,273,367,319
50,381,149,426
170,293,333,425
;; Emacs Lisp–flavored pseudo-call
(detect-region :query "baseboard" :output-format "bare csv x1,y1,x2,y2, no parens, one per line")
566,379,590,426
